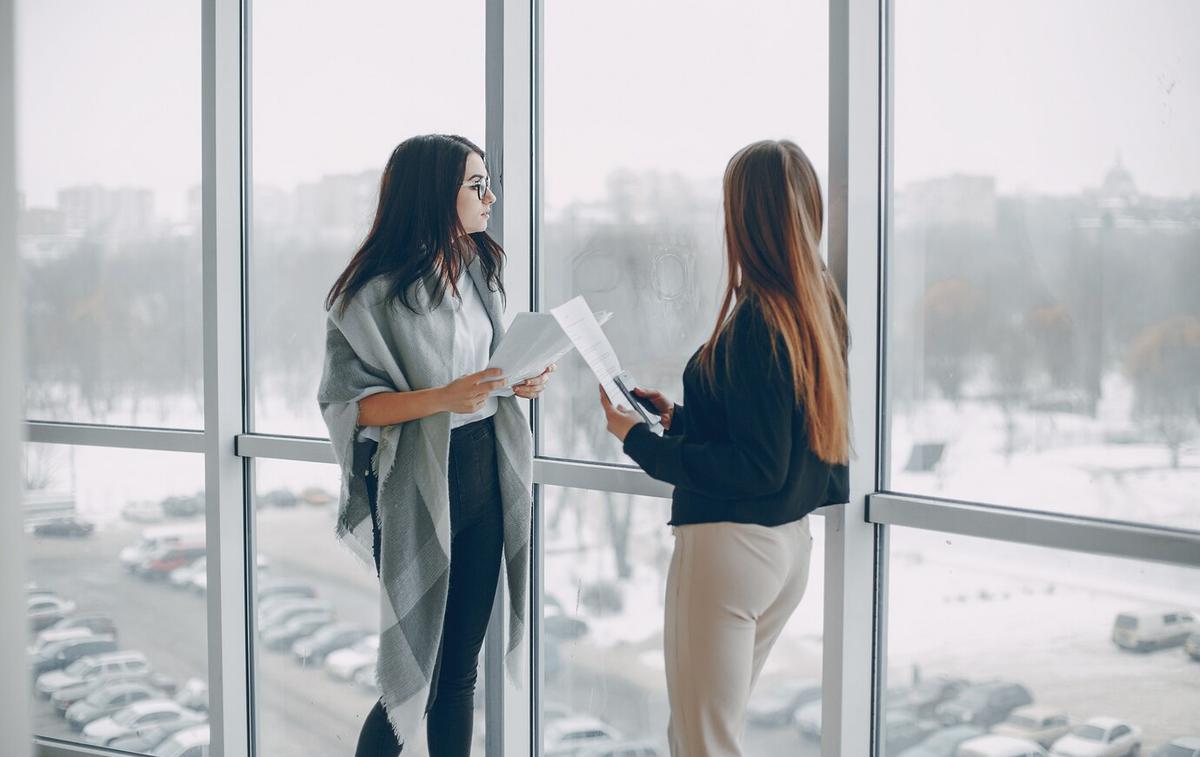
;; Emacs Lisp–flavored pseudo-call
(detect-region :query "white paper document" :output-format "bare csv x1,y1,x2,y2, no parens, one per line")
547,296,627,408
485,298,613,396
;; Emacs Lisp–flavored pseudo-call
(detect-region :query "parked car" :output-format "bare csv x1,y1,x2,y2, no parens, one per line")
300,486,335,505
1112,610,1196,652
120,531,190,571
172,678,208,714
151,723,209,757
260,488,299,508
575,742,663,757
325,635,379,681
545,715,621,756
27,594,76,630
65,681,165,730
886,710,941,754
896,724,985,757
37,612,117,644
745,678,821,726
28,626,94,656
795,699,823,739
890,677,969,718
258,598,332,630
122,500,166,523
1184,633,1200,662
1049,717,1141,757
262,612,336,650
1153,737,1200,757
138,543,207,579
169,558,207,589
52,664,173,714
935,681,1033,728
82,699,204,745
29,635,118,678
957,734,1048,757
354,665,379,693
160,494,204,518
992,706,1072,748
32,516,95,538
292,623,372,666
37,651,153,698
1152,739,1200,757
106,713,210,753
257,579,318,605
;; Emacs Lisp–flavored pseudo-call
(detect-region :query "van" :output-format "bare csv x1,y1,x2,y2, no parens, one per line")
1112,610,1196,651
36,651,151,697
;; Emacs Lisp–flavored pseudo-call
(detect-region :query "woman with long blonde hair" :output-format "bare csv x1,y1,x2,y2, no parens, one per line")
599,139,850,756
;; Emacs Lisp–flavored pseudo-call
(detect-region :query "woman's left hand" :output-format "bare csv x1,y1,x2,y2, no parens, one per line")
599,384,643,442
511,363,556,400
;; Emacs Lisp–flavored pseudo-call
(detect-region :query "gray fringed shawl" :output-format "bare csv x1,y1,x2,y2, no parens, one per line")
317,256,532,746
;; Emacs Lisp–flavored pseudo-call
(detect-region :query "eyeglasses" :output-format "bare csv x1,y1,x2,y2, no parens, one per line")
462,176,491,201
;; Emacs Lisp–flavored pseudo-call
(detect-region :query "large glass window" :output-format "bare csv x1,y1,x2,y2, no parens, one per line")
885,1,1200,530
251,459,487,756
882,527,1200,756
24,443,208,751
249,0,486,438
542,486,826,754
17,1,203,428
539,0,829,463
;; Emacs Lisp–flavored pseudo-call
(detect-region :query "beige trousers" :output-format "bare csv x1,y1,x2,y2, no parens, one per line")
664,517,814,757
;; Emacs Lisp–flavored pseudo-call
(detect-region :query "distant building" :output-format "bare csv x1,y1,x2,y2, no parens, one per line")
57,184,155,237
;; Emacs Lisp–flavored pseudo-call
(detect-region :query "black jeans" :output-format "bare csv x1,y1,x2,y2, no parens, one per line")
355,415,504,757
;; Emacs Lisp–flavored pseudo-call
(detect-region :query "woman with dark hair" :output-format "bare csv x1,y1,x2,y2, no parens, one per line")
598,139,851,756
319,134,552,756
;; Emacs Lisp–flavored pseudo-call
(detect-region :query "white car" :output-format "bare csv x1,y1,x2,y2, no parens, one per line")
1112,610,1197,652
795,699,822,739
545,715,621,756
1049,717,1142,757
992,706,1073,748
152,723,209,757
957,734,1048,756
27,594,76,630
324,635,379,681
82,699,204,745
169,558,206,589
37,651,152,698
27,626,93,655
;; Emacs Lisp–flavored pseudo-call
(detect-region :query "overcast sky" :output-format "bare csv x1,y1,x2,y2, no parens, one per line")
15,0,1200,220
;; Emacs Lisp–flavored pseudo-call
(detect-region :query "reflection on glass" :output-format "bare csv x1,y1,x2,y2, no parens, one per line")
251,460,486,756
539,0,828,463
23,443,209,751
886,1,1200,530
250,0,485,437
542,487,824,755
883,528,1200,756
17,2,203,427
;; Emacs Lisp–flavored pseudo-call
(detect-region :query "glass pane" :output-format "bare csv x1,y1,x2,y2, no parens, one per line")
885,1,1200,530
249,0,486,437
539,0,829,463
883,527,1200,756
24,443,208,750
542,486,824,754
251,459,487,756
17,2,203,428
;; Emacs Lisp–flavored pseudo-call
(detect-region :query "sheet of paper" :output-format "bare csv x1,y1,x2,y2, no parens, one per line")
550,295,626,407
485,305,612,396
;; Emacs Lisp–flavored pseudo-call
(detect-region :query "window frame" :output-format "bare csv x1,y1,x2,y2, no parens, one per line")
17,1,1200,757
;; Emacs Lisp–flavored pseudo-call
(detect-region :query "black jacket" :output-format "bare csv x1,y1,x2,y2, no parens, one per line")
622,296,849,527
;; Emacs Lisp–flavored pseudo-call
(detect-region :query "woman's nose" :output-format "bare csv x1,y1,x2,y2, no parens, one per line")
484,187,497,204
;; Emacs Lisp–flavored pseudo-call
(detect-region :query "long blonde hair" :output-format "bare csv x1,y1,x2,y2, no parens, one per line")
697,140,851,464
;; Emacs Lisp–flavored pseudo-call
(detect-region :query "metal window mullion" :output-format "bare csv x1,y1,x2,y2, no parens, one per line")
825,0,884,754
202,0,252,755
484,0,507,751
24,421,205,454
1,0,30,751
